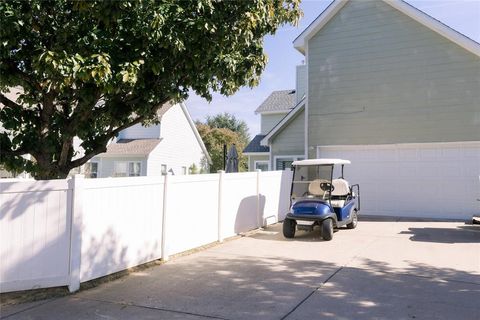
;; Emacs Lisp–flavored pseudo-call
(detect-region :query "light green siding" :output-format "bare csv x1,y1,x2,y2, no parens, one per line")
295,65,307,103
248,154,269,171
261,113,286,134
307,0,480,157
271,109,305,168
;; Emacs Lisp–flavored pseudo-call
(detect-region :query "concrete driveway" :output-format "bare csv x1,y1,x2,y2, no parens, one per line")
2,219,480,320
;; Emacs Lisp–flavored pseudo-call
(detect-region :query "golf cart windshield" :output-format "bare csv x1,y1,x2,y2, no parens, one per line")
291,165,333,201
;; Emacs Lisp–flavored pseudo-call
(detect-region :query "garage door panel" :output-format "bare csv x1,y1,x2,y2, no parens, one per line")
318,142,480,219
398,149,417,161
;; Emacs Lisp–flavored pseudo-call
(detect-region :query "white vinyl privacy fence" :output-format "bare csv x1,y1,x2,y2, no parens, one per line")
0,170,292,293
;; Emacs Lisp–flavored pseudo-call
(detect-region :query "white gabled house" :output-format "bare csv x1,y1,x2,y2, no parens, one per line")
86,102,211,178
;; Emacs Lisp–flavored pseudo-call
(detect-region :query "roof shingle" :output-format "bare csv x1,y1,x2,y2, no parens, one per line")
254,90,296,114
102,139,161,156
243,135,270,153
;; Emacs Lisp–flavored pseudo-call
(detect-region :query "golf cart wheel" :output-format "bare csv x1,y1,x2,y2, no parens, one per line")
283,218,296,238
347,210,358,229
322,219,333,241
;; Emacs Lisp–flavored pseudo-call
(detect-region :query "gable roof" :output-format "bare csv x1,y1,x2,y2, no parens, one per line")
102,139,162,156
260,98,305,146
179,102,212,164
243,134,270,154
157,101,175,118
254,90,296,114
293,0,480,57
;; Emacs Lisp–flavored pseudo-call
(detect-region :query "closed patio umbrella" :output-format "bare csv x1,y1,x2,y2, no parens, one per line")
225,144,239,173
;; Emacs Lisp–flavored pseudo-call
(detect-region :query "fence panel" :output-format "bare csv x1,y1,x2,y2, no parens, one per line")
259,170,293,225
221,172,259,238
0,180,72,292
81,177,164,282
165,174,220,255
1,170,293,292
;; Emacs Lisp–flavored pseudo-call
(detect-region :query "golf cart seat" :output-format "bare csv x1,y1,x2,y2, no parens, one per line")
308,179,326,196
330,179,350,208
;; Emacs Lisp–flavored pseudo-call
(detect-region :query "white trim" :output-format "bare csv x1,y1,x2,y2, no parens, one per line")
95,153,149,158
292,159,351,166
260,99,305,146
316,141,480,157
293,0,480,57
293,0,348,54
254,160,270,171
269,144,273,173
179,102,213,165
254,110,291,115
273,155,305,170
304,41,309,160
243,152,269,156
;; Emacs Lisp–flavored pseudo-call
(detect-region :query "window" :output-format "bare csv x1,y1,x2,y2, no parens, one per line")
275,156,304,170
84,162,98,178
128,162,141,176
114,162,128,177
114,161,141,177
161,164,167,175
182,166,187,175
254,161,270,171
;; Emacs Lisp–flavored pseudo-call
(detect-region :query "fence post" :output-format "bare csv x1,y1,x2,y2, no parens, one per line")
161,174,170,261
256,169,264,228
217,170,225,242
68,174,84,293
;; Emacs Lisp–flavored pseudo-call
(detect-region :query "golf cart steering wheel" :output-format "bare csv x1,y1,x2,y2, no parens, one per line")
320,181,334,192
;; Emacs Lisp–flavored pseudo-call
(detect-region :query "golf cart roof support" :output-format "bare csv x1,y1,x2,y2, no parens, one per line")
292,159,351,166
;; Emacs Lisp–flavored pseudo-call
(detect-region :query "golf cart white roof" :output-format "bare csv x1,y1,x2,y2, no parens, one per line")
292,158,351,166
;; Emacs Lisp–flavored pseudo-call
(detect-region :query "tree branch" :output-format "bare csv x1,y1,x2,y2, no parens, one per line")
68,143,108,169
0,93,22,109
4,59,42,92
0,147,28,157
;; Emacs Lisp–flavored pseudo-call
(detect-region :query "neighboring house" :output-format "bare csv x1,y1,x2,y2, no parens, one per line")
88,102,211,178
243,89,297,171
1,85,210,178
246,0,480,219
0,88,31,179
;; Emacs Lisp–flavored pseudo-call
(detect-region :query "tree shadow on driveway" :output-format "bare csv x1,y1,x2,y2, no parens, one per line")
399,225,480,244
11,254,477,320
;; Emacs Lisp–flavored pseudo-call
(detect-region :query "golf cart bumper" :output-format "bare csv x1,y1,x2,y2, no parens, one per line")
285,212,334,223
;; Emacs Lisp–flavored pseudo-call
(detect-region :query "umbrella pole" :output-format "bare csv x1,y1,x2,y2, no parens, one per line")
223,144,227,171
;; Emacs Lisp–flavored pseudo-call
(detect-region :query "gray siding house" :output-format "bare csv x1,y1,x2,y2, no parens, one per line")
248,0,480,219
243,90,297,171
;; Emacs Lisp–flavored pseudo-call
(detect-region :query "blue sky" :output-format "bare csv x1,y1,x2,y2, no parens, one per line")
186,0,480,137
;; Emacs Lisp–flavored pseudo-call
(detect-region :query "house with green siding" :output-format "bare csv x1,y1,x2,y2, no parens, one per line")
246,0,480,219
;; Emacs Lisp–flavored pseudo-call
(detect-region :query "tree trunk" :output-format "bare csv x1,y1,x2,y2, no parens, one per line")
33,156,70,180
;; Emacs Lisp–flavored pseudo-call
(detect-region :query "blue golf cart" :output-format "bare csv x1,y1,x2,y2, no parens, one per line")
283,159,360,241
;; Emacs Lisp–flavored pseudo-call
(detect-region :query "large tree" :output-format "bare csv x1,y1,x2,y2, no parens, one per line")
205,112,250,146
196,123,247,173
0,0,300,179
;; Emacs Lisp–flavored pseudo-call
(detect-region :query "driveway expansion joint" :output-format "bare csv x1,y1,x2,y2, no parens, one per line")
75,296,231,320
1,298,58,319
280,266,345,320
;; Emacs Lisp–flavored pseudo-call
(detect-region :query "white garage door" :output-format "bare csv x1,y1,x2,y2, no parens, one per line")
318,142,480,220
